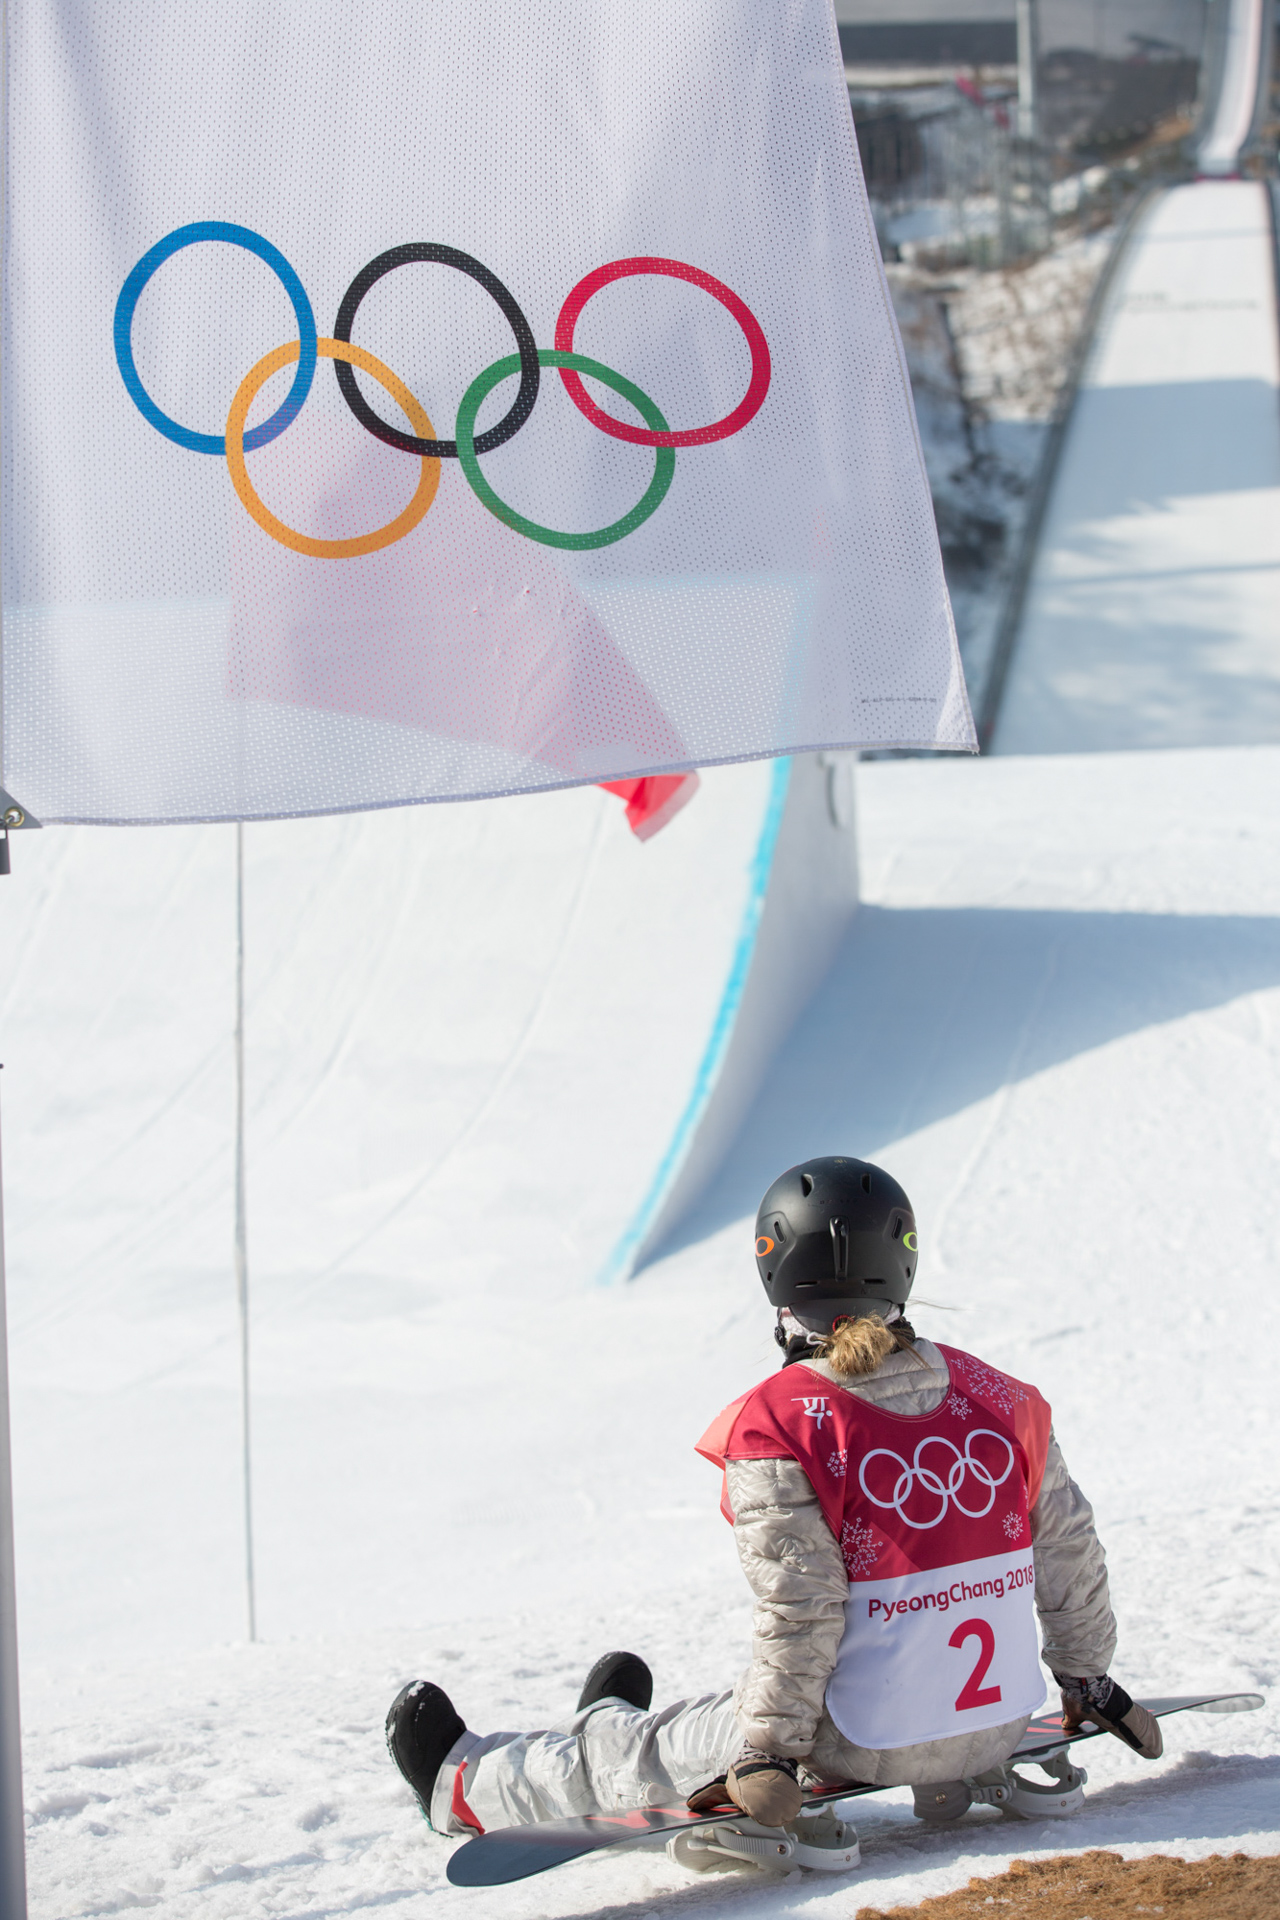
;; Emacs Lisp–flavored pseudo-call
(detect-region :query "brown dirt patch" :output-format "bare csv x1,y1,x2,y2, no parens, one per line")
856,1849,1280,1919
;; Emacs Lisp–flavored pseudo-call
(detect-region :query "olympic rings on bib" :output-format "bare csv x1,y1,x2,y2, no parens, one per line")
554,257,771,448
114,226,770,557
457,350,674,550
226,339,441,559
858,1431,1016,1531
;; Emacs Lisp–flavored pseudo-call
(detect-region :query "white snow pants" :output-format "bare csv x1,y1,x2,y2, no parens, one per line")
430,1693,741,1834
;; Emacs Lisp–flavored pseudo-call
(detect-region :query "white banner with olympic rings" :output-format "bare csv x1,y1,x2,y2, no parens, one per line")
3,0,972,823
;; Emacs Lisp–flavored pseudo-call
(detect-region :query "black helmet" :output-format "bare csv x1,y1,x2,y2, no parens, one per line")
754,1156,916,1326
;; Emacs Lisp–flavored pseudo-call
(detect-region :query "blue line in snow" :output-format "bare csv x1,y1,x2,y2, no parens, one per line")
599,756,792,1284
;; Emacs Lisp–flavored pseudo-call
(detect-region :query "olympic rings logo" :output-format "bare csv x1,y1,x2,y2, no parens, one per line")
858,1431,1016,1531
113,223,771,558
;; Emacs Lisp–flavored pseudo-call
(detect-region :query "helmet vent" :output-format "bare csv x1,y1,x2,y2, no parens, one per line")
800,1173,814,1197
774,1219,785,1241
830,1217,849,1278
891,1215,902,1240
861,1171,871,1194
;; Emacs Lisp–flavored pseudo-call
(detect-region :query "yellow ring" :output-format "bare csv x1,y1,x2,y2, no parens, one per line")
225,337,440,558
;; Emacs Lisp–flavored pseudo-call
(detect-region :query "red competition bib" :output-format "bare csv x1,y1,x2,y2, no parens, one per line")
697,1345,1052,1749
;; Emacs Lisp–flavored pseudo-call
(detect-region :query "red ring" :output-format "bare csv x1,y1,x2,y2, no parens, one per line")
554,257,771,449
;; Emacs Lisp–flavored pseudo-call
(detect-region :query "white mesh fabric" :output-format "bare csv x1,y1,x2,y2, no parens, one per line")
3,0,972,825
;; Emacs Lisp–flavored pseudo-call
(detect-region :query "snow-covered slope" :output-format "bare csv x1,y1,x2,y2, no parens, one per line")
15,744,1279,1917
2,756,858,1665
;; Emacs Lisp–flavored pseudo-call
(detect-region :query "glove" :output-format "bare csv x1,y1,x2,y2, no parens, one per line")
1052,1672,1163,1759
725,1744,803,1825
686,1774,732,1814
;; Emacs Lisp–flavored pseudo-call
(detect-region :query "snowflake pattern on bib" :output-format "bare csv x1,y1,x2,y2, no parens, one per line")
953,1357,1028,1421
828,1448,848,1479
1002,1510,1025,1541
946,1391,972,1422
841,1516,883,1579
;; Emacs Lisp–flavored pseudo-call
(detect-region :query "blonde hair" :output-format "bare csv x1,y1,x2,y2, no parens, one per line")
816,1313,916,1377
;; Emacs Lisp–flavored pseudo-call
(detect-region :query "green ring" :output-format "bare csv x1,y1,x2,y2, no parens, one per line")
455,347,675,550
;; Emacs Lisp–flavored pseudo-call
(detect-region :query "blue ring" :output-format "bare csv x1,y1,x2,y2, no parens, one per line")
113,222,318,455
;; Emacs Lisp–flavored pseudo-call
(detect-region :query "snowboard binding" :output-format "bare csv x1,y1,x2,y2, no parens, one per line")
913,1748,1087,1826
667,1803,861,1875
1000,1748,1088,1818
667,1746,1086,1876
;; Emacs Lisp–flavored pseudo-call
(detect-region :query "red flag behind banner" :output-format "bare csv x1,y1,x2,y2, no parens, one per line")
599,773,700,840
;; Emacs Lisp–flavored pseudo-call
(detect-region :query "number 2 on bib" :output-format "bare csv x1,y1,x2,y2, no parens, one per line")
950,1617,1002,1711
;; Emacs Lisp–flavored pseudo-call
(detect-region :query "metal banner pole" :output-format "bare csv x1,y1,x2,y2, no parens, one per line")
0,1082,27,1920
0,0,29,1900
235,824,256,1643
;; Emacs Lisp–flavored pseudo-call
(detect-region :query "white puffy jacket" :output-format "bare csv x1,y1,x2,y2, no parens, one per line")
727,1339,1116,1787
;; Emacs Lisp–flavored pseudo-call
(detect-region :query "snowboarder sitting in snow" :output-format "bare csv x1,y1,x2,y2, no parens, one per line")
386,1156,1161,1838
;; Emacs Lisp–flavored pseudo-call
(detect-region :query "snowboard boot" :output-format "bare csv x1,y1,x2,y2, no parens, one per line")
577,1650,654,1713
386,1680,466,1822
912,1780,972,1824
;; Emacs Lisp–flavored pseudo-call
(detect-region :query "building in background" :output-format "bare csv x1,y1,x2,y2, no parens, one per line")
838,0,1205,78
838,0,1018,78
841,0,1208,268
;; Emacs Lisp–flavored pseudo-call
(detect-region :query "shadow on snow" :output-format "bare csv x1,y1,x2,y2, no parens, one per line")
647,904,1280,1262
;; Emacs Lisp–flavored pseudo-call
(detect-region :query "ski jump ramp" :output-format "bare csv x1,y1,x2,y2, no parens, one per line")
1196,0,1272,179
991,176,1280,753
990,0,1280,754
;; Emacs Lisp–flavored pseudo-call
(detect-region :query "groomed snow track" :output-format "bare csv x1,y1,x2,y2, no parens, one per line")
980,0,1280,752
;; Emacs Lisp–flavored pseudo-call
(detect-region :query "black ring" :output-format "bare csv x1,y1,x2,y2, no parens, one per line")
332,244,540,459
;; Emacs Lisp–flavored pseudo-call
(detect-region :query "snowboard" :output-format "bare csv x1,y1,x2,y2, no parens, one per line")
445,1692,1263,1887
